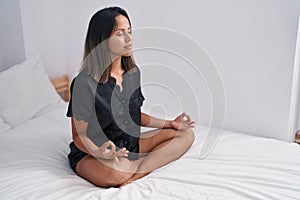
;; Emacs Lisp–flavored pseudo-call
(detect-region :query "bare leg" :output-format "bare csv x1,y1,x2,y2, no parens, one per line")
76,155,142,188
121,128,194,186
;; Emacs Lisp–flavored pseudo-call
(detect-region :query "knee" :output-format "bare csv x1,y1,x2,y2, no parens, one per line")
178,128,195,144
93,171,133,188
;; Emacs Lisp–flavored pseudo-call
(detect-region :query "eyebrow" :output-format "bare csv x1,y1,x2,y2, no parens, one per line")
116,27,131,31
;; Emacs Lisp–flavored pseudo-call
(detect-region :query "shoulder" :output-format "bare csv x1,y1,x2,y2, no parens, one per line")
127,66,140,74
70,69,97,93
127,66,141,80
134,66,141,75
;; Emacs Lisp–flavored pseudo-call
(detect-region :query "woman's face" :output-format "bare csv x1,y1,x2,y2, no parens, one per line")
108,15,132,58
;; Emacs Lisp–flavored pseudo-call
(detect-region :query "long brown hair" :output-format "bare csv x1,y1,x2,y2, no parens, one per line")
80,7,137,82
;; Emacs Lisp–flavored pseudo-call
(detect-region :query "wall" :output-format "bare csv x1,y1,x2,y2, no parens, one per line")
19,0,66,78
0,0,25,71
61,0,300,141
2,0,300,141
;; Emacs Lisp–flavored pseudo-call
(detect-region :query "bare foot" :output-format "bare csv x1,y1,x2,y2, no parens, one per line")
118,156,149,187
119,171,151,187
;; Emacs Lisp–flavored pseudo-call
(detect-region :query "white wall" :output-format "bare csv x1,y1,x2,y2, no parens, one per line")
16,0,300,141
19,0,66,78
59,0,300,141
0,0,25,71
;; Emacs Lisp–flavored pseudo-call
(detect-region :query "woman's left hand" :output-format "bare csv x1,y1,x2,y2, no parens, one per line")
170,112,195,130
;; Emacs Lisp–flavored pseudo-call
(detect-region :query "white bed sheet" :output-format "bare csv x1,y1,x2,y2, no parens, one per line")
0,102,300,200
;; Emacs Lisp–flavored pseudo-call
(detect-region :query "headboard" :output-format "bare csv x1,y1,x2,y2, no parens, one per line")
50,75,70,102
289,16,300,142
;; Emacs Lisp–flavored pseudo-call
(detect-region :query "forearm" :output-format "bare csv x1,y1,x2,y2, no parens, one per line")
71,118,98,155
73,134,99,155
141,112,172,129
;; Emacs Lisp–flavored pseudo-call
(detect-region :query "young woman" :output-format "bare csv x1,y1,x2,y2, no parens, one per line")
67,6,195,188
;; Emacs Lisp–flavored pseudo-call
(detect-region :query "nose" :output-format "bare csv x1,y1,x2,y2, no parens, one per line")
124,32,131,42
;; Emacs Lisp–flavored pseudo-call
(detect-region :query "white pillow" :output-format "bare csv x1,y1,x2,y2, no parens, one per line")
0,52,63,127
0,116,11,133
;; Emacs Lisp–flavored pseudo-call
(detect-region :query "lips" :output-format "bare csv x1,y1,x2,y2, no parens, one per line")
124,44,132,49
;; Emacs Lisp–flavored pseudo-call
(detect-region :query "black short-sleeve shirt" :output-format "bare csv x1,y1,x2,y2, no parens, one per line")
66,67,145,160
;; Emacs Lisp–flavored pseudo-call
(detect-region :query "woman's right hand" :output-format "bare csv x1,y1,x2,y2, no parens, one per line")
91,141,129,160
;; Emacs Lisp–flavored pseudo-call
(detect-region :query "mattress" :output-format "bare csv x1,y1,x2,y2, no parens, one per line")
0,101,300,200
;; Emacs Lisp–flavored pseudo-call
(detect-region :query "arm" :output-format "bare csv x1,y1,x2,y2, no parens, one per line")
141,112,172,129
71,117,98,154
71,117,128,159
141,112,195,130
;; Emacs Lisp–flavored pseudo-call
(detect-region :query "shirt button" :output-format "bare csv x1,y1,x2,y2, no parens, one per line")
124,140,128,145
124,120,128,124
122,100,125,104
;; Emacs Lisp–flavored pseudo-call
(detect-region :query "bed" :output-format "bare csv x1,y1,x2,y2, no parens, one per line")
1,53,300,200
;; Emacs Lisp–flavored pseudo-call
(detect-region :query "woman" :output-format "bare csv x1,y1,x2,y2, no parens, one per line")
67,6,195,188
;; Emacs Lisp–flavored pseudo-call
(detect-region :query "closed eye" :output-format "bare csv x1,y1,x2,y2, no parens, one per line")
115,28,132,36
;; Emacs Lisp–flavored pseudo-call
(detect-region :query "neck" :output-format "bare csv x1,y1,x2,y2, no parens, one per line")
111,56,123,75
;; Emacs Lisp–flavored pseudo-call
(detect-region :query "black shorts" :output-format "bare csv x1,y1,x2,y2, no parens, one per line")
67,140,140,173
68,142,88,173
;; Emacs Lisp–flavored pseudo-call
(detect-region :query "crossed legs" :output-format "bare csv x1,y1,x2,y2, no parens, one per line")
121,127,195,185
75,128,194,188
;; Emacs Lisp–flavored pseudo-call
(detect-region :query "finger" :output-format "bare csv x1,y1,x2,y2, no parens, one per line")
106,147,118,158
186,122,195,127
183,114,191,122
103,141,112,148
181,121,193,126
179,122,188,129
173,122,181,130
100,149,114,159
109,141,116,152
182,124,190,129
182,123,194,128
117,148,128,157
105,142,118,157
185,125,194,129
119,147,127,153
186,115,191,122
100,141,112,151
187,121,195,125
179,112,186,119
124,149,129,156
